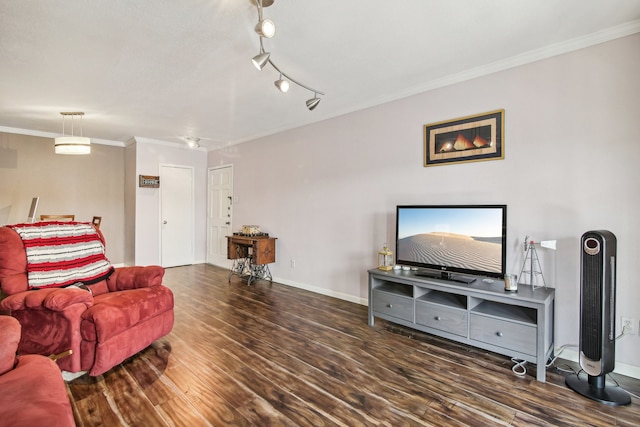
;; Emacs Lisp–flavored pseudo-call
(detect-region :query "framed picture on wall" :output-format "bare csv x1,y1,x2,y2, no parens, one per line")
424,109,504,167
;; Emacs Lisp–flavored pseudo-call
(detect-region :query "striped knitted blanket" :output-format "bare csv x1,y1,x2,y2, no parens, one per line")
8,221,114,289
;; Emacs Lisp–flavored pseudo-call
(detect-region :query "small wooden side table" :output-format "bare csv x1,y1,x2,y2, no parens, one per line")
226,234,277,285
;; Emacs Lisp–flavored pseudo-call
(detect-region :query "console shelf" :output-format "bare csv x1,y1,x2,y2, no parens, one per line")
368,268,555,382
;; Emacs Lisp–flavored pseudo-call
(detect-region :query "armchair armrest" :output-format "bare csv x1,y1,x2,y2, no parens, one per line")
106,266,165,292
0,316,21,375
0,288,93,312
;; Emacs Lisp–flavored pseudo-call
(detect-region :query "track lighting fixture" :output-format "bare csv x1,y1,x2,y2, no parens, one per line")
274,74,289,93
250,0,324,110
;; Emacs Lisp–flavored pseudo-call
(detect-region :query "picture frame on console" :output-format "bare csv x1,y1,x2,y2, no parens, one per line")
424,109,504,167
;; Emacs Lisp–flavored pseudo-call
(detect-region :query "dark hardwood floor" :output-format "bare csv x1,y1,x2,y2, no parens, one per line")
66,264,640,426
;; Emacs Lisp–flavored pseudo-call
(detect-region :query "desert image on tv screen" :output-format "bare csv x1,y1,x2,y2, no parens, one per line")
397,208,503,273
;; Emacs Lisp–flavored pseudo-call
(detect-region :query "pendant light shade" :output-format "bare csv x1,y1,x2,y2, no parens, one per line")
54,136,91,155
54,112,91,155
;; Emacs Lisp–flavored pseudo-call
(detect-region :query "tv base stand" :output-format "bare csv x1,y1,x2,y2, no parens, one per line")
368,269,555,382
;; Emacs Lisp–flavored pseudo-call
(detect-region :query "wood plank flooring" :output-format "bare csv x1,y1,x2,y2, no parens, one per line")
66,264,640,426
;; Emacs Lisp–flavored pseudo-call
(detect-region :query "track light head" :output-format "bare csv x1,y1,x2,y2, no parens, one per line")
252,51,270,70
255,19,276,38
306,95,321,111
274,75,289,93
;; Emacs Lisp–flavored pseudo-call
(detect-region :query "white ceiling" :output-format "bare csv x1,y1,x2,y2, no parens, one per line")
1,0,640,150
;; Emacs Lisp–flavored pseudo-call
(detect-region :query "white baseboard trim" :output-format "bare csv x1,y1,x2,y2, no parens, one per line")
273,276,368,306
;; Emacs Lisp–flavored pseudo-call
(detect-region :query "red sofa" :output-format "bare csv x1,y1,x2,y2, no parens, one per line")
0,224,174,376
0,315,75,427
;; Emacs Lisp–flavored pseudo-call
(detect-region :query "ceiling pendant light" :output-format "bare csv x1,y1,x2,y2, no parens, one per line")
249,0,324,110
274,74,289,92
306,95,321,111
185,137,201,148
54,112,91,155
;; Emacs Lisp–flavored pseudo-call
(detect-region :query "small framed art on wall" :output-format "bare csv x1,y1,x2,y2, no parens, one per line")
424,109,504,167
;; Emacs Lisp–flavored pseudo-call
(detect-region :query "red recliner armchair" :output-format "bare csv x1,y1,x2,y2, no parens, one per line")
0,222,174,376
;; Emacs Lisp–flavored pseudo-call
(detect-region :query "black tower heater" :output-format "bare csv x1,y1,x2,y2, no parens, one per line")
565,230,630,406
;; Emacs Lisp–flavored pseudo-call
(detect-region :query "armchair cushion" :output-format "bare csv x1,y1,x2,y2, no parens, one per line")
7,221,114,289
107,265,164,291
82,285,174,342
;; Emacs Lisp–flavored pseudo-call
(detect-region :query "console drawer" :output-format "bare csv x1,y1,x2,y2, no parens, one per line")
469,314,536,356
415,301,467,337
372,290,414,322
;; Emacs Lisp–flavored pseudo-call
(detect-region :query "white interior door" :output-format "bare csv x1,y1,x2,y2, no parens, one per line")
206,165,233,266
160,164,194,267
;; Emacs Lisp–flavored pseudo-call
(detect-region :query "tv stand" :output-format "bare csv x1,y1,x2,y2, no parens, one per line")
368,268,555,382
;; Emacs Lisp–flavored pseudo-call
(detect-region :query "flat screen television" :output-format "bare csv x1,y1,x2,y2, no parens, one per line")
395,205,507,282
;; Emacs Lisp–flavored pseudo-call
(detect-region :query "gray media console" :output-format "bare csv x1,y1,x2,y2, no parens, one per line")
368,269,555,382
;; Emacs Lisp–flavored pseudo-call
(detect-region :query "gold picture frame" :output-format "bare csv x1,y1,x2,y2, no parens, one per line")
424,109,504,167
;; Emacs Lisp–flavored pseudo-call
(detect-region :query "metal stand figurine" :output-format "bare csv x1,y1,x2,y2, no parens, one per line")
518,236,546,290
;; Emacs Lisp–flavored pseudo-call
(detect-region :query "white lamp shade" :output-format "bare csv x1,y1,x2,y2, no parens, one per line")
54,136,91,155
541,240,557,250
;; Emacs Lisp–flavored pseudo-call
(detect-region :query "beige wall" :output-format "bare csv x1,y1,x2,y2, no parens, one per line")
0,132,126,264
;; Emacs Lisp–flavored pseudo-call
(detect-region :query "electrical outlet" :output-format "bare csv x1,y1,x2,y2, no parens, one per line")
290,259,296,269
621,317,637,335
